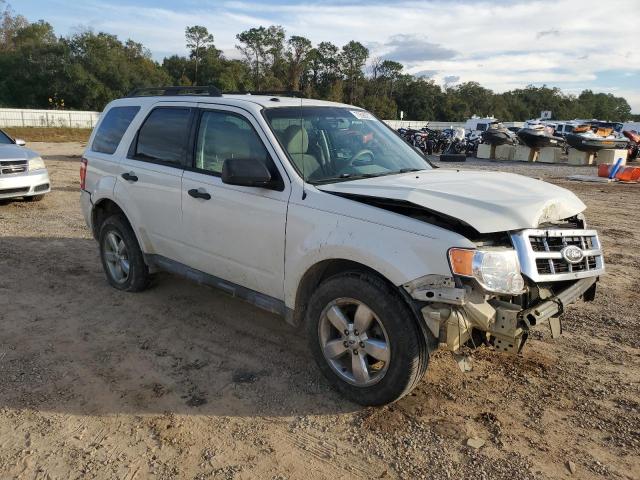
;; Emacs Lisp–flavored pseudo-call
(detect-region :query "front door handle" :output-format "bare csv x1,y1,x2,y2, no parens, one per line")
121,172,138,182
188,188,211,200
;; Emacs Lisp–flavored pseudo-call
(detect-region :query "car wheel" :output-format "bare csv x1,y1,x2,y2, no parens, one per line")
306,272,431,406
98,214,150,292
25,194,45,202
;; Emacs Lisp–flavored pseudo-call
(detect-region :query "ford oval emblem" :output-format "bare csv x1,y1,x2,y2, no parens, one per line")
561,245,584,264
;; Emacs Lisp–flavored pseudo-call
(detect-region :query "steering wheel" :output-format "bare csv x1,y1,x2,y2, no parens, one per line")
336,149,375,176
346,149,374,167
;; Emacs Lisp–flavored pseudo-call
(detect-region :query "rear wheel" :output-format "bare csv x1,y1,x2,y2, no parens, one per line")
306,272,431,406
98,214,150,292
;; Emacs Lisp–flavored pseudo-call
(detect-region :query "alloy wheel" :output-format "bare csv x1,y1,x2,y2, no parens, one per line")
103,231,130,283
318,298,391,387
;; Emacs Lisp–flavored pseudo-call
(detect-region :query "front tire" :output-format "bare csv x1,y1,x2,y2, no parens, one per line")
306,272,430,406
98,214,150,292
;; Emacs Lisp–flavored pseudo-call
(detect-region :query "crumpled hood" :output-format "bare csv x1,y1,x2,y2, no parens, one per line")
0,144,39,161
317,169,586,234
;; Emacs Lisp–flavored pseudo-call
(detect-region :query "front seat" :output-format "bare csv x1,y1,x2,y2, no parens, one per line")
282,125,321,179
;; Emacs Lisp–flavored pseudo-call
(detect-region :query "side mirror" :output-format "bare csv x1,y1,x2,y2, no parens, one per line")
221,158,273,188
15,138,26,146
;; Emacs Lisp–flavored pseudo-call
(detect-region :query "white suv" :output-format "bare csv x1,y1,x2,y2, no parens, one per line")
80,86,604,405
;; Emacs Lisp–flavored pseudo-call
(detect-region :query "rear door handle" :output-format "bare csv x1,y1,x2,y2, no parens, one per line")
121,172,138,182
188,188,211,200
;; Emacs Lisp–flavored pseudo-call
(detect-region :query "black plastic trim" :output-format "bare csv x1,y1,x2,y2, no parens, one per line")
127,85,222,97
226,90,304,98
145,254,288,317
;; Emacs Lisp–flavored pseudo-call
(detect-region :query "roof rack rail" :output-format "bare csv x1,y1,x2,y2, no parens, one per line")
225,90,305,98
127,85,222,97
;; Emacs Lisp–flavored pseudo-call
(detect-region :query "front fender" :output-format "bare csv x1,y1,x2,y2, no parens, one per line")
284,201,474,309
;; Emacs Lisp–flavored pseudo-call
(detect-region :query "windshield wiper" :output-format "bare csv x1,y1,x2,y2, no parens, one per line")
311,172,383,185
311,169,426,185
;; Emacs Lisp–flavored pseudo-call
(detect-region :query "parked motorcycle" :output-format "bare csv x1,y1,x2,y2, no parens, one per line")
465,130,481,156
440,127,467,155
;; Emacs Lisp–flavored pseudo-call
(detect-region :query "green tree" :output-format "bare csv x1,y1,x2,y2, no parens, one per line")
340,40,368,104
394,77,446,120
0,2,636,120
236,25,285,90
0,21,67,108
185,25,214,85
446,82,494,120
0,0,28,51
60,30,169,110
286,35,312,91
162,54,193,85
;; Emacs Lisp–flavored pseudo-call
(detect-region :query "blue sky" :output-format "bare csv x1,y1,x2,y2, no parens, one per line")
15,0,640,112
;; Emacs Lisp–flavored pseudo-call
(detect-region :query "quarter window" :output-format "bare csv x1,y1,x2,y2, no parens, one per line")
92,106,140,154
134,108,192,166
195,111,271,175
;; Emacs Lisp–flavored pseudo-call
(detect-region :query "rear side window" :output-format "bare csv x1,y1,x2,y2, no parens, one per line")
92,106,140,154
133,107,192,166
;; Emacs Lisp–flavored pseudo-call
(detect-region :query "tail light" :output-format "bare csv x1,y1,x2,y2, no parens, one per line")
80,157,88,190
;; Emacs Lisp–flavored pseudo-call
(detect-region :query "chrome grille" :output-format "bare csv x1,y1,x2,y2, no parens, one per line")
0,160,28,175
511,229,604,282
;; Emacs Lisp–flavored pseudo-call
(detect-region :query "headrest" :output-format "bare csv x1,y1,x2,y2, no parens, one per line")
283,125,309,154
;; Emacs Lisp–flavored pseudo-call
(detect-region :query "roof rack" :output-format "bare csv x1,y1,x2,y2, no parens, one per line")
127,85,222,97
225,90,305,98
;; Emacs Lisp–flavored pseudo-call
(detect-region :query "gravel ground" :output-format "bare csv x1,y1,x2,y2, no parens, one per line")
0,144,638,480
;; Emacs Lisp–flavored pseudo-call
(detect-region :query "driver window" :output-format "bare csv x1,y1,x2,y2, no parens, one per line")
195,111,270,174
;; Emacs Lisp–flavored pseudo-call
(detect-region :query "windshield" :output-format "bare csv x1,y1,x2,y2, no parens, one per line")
0,130,14,145
263,106,431,184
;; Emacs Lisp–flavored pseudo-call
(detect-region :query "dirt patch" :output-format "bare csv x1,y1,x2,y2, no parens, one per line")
0,146,638,479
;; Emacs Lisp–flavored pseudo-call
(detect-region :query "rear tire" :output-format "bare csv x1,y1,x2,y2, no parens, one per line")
98,214,150,292
305,272,431,406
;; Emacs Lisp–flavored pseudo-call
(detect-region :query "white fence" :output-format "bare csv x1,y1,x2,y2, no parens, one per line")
0,110,462,130
0,108,100,129
4,108,604,132
384,120,466,130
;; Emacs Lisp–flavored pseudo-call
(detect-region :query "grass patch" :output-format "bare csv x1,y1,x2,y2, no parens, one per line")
4,127,91,143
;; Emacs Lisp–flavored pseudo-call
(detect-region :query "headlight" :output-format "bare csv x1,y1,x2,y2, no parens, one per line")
28,157,46,171
449,248,525,295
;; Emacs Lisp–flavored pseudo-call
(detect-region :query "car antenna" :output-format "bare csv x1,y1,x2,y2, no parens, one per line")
300,94,306,200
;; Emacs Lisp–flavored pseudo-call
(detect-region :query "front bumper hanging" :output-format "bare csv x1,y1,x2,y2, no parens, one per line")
421,276,598,354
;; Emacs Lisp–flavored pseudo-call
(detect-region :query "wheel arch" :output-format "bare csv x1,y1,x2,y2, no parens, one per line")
91,197,149,254
291,258,410,327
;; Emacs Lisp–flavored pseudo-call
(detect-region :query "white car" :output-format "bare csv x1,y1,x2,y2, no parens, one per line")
80,87,604,405
0,129,50,201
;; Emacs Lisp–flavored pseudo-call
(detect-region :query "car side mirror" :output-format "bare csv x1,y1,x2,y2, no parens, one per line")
221,158,273,188
15,138,26,146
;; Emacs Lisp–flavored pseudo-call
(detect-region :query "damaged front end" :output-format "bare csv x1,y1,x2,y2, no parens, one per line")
404,218,604,355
